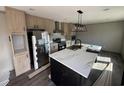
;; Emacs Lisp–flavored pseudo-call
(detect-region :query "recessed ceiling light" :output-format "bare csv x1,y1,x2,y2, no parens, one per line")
29,8,35,11
103,8,110,11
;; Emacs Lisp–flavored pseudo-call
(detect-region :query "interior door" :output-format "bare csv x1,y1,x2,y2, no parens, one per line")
10,33,31,76
14,52,30,76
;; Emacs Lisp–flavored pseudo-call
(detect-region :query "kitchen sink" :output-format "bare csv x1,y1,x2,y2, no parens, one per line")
67,45,82,50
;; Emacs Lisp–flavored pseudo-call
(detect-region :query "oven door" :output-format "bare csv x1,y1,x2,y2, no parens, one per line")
58,42,66,50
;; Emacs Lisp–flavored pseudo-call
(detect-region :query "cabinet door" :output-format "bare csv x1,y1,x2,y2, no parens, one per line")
26,14,35,28
26,14,45,29
64,23,70,36
26,14,54,33
49,20,55,34
44,19,50,32
14,52,31,76
15,10,26,33
69,23,75,32
38,17,46,29
6,8,16,32
5,7,26,33
50,58,63,85
45,19,55,34
63,23,72,39
51,58,82,86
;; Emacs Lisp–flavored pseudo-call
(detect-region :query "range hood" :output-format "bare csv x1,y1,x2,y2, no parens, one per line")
53,21,63,33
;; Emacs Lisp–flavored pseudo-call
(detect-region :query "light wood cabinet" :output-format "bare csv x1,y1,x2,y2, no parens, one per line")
26,14,55,34
63,23,71,39
26,14,45,29
45,19,55,34
6,7,26,33
69,23,75,32
37,17,46,29
25,14,34,28
63,23,68,36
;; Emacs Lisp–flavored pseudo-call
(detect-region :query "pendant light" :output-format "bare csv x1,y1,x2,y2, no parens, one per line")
75,10,87,32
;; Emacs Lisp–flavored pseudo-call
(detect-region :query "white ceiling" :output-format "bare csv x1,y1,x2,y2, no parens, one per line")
1,6,124,24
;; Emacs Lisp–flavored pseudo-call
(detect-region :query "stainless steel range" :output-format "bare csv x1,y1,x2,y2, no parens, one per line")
53,38,66,51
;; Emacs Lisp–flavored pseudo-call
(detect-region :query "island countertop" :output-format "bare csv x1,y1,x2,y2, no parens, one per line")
49,48,98,78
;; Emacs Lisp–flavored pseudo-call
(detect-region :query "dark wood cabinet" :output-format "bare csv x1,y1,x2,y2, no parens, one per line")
50,58,104,86
50,58,87,86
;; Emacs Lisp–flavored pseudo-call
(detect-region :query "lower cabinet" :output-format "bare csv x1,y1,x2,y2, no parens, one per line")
50,58,86,86
14,52,31,76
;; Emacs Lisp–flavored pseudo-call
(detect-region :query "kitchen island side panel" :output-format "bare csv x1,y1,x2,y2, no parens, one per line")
50,58,87,86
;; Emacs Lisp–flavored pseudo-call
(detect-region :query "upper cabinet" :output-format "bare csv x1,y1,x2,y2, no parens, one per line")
63,23,72,39
5,7,26,33
68,23,75,32
26,14,55,34
45,19,55,34
26,14,45,29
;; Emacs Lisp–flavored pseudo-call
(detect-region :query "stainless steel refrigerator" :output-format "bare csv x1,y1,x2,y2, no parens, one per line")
27,29,50,70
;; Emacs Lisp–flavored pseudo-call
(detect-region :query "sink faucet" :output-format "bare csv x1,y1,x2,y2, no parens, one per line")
75,39,82,47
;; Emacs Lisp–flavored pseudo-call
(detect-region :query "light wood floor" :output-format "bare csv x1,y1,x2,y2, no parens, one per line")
7,51,124,86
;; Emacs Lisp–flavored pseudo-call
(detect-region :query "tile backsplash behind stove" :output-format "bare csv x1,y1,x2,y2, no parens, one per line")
50,33,66,42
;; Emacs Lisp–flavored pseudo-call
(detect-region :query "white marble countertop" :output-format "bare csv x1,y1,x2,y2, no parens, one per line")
49,48,98,78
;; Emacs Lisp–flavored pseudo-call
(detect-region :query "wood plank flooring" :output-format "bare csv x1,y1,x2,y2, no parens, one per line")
7,67,55,86
7,51,124,86
98,51,124,85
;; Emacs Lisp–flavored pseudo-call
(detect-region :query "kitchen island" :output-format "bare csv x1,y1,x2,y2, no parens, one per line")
49,44,103,86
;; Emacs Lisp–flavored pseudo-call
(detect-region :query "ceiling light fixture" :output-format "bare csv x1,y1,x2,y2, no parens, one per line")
74,10,87,32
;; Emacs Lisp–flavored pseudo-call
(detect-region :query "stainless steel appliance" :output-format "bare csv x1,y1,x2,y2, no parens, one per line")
52,38,66,51
27,29,50,70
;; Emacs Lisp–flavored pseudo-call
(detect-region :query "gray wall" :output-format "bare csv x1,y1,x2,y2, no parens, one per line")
0,12,13,75
77,22,124,53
